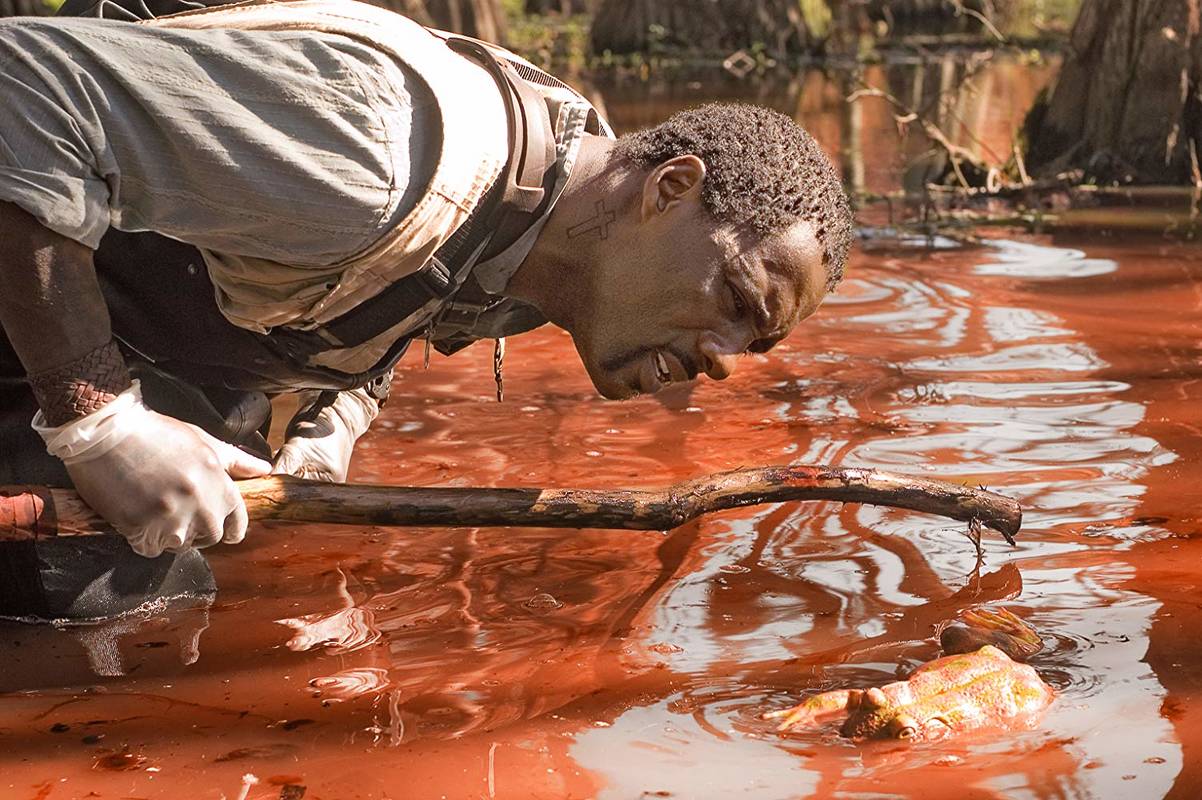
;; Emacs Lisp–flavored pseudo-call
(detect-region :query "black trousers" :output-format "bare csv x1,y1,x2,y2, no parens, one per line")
0,0,281,620
0,349,271,621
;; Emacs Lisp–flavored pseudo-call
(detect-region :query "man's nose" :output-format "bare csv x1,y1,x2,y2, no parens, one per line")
698,333,740,380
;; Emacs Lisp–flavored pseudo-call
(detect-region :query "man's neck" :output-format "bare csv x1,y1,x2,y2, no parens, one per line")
503,135,628,332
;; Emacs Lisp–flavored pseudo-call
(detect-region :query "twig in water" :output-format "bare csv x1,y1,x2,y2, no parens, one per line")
964,516,985,575
0,466,1023,543
234,774,259,800
949,0,1006,43
488,742,498,798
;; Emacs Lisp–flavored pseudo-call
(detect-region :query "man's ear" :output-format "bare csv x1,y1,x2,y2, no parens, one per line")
640,154,706,220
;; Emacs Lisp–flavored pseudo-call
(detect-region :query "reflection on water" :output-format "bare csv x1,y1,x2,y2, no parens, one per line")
3,232,1199,799
4,63,1202,798
276,569,381,654
595,51,1059,196
566,235,1185,800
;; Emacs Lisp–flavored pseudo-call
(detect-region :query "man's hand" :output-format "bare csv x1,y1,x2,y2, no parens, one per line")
70,415,270,557
35,384,271,558
272,388,380,483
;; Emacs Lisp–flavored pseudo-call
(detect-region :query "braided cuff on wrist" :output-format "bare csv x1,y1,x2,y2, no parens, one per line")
27,340,132,427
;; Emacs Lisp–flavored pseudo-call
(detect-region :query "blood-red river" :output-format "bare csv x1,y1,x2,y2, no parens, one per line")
5,59,1202,800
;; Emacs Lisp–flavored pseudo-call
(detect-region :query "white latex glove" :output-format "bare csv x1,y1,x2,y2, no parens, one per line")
272,388,379,483
33,381,271,558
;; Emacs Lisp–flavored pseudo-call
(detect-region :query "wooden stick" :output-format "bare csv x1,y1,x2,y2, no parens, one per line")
0,466,1021,543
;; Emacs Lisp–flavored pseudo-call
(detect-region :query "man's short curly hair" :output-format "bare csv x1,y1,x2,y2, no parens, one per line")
614,103,854,291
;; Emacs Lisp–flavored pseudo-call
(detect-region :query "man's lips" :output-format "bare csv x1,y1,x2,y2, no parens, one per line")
660,348,697,382
635,347,698,394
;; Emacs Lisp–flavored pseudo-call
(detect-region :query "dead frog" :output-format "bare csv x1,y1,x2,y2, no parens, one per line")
766,607,1054,742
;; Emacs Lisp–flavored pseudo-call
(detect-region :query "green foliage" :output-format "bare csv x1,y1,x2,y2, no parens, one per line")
503,10,592,71
1004,0,1082,39
798,0,831,40
496,0,1083,70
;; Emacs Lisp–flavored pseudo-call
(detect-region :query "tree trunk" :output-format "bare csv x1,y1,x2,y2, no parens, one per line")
524,0,564,13
0,0,52,15
370,0,505,43
590,0,811,58
866,0,1013,38
426,0,506,42
525,0,590,14
1024,0,1202,183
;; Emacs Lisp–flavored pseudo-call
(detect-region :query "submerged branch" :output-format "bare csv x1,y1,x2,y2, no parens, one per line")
0,466,1021,542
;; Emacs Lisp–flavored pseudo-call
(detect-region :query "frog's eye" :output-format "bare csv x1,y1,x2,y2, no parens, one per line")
888,713,920,740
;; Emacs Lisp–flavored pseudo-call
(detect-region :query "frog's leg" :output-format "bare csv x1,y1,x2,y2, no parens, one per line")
765,688,862,732
941,607,1043,661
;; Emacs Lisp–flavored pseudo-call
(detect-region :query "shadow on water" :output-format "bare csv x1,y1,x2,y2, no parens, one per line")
5,55,1202,800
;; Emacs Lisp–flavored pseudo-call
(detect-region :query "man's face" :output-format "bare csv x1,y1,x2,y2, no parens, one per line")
568,169,829,399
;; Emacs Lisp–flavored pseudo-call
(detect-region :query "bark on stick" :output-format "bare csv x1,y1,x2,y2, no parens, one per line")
0,466,1021,542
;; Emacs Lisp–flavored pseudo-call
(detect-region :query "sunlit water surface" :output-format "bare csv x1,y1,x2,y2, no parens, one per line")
6,60,1202,800
4,231,1202,799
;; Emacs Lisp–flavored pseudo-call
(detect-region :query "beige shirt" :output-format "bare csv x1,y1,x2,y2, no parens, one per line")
143,0,510,337
0,1,610,375
0,14,435,315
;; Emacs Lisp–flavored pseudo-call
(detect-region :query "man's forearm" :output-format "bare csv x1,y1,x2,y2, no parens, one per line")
0,201,129,425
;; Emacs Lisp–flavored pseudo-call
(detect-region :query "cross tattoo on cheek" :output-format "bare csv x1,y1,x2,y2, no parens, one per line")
567,200,617,240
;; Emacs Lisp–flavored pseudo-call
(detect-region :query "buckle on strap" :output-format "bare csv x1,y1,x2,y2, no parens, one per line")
436,297,495,332
413,257,453,299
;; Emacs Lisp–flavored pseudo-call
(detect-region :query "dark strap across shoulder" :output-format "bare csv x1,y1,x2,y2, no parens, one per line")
268,36,559,361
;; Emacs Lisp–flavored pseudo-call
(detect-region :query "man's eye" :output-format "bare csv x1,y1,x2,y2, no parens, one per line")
728,283,747,316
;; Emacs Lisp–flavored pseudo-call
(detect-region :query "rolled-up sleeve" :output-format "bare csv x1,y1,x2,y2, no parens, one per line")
0,17,420,265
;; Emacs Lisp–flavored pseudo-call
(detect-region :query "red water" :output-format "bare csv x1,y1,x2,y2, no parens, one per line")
6,60,1202,800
